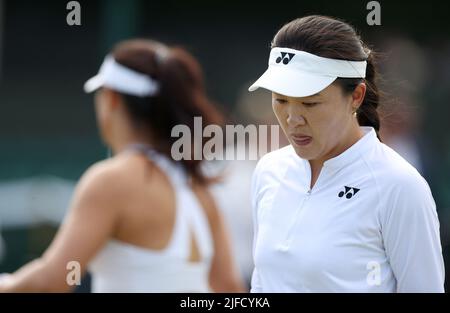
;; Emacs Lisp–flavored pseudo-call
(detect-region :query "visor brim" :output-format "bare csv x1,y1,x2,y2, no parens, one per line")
248,66,337,98
83,74,105,93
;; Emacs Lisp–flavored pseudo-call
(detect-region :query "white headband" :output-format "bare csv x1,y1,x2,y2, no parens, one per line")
248,47,367,97
83,55,159,97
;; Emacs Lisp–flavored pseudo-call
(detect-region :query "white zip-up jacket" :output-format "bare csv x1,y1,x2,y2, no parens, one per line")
251,127,445,292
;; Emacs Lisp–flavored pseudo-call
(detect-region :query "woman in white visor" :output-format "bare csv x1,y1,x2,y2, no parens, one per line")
0,39,244,292
248,15,445,292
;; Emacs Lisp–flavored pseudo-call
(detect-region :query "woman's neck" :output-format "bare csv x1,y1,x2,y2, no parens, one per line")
308,125,364,189
109,129,155,156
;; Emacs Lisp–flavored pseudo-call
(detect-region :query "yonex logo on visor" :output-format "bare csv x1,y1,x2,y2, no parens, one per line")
248,47,367,97
276,52,295,65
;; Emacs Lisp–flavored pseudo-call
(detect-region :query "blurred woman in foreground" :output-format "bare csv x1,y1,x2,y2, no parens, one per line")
0,39,245,292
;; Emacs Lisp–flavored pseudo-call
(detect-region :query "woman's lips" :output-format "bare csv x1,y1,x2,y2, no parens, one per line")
291,135,312,146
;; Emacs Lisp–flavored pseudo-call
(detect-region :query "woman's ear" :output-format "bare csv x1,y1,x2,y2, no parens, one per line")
351,82,367,111
103,88,121,110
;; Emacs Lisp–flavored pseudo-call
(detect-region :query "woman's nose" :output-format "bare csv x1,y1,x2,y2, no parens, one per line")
286,107,306,126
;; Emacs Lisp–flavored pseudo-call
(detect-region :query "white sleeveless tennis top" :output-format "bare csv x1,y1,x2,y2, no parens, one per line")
89,145,214,292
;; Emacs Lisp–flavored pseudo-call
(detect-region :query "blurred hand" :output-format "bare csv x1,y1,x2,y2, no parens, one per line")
0,273,13,292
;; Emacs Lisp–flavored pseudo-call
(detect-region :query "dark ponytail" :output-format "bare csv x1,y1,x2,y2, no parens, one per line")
111,39,224,185
272,15,382,138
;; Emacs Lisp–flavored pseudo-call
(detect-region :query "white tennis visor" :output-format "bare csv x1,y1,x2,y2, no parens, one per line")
83,55,159,97
248,47,367,97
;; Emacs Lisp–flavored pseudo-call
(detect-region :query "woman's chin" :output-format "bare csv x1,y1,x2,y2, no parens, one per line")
292,146,316,160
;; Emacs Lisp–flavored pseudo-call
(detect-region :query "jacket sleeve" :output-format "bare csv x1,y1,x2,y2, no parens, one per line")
380,173,445,292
